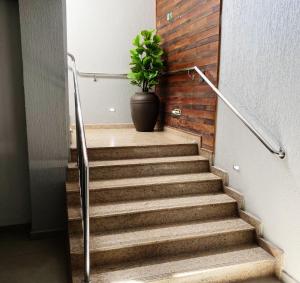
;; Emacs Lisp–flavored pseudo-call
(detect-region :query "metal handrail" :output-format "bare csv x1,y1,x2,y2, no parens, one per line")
78,71,128,80
164,66,195,74
69,60,285,159
191,66,285,159
163,66,205,82
67,53,91,283
78,67,195,80
164,66,285,158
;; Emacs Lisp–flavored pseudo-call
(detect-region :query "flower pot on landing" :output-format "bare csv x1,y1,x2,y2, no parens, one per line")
130,92,160,132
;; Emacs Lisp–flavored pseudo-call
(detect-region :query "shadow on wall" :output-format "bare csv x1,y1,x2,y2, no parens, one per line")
0,0,30,227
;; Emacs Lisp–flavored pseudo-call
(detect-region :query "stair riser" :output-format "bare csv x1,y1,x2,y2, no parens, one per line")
67,179,223,205
70,144,199,162
69,202,238,233
67,160,210,182
71,229,255,268
151,261,275,283
73,253,279,283
71,259,275,283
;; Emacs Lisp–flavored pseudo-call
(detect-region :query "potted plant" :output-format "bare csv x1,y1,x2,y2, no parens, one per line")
128,29,164,131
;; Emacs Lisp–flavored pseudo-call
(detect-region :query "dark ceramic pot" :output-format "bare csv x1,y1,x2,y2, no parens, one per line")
130,92,160,132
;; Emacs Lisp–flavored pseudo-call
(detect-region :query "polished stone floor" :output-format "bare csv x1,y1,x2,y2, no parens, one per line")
0,228,69,283
71,127,197,148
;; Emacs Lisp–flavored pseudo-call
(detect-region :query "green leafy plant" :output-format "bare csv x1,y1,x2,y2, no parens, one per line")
127,30,164,92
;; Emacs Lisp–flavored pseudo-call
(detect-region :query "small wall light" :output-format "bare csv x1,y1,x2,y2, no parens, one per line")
233,165,240,172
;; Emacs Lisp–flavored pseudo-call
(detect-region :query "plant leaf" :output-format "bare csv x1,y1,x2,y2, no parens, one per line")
130,49,138,56
136,47,144,54
129,29,164,91
141,30,152,40
143,56,152,68
153,34,161,44
132,34,141,46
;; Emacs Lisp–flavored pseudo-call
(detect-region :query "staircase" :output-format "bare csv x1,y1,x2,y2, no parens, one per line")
66,141,281,283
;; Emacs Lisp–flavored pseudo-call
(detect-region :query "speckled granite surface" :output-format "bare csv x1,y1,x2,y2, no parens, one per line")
66,129,278,282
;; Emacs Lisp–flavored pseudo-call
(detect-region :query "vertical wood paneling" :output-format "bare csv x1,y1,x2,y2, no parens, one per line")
156,0,221,150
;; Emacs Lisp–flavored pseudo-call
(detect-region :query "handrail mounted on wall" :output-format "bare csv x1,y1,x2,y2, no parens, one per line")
164,66,285,159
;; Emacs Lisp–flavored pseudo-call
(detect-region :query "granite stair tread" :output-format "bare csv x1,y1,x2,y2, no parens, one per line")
68,155,207,168
66,172,221,192
72,246,275,283
67,136,280,281
70,218,254,253
68,193,236,220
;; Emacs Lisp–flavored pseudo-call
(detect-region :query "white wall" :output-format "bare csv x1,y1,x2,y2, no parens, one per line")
66,0,156,124
215,0,300,281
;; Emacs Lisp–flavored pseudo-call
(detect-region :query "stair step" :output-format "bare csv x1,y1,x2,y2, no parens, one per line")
70,143,199,161
72,246,275,283
66,172,223,205
68,193,238,233
67,155,209,181
241,277,281,283
70,218,255,267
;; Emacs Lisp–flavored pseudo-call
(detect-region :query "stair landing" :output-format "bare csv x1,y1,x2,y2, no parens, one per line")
71,127,198,148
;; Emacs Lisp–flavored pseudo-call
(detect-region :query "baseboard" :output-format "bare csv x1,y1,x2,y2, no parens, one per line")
282,271,299,283
224,186,245,210
211,165,229,186
214,166,285,278
30,227,66,240
163,126,202,154
0,223,30,232
71,123,134,130
199,147,214,165
239,210,262,237
163,126,217,163
257,237,284,278
164,126,201,142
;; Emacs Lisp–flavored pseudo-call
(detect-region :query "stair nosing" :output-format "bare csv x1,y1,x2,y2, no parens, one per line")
75,244,276,276
68,155,208,169
66,172,222,193
90,228,254,253
72,246,275,280
67,193,237,221
70,219,255,254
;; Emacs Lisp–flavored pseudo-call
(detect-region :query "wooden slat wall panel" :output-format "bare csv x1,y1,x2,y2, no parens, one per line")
156,0,221,150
